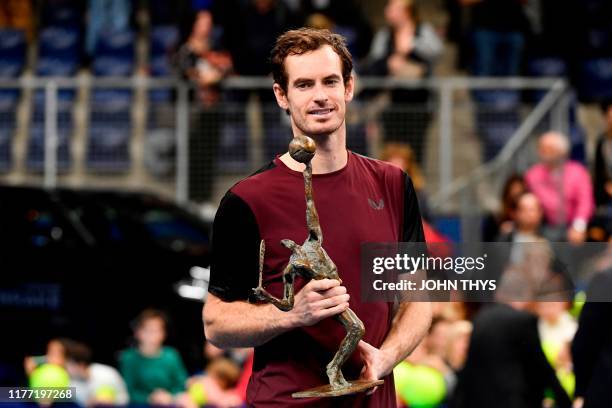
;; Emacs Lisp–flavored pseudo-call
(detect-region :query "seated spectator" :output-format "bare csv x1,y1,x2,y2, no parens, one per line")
459,0,530,77
497,192,545,242
594,99,612,210
24,338,68,376
451,299,571,408
119,309,193,407
64,340,129,406
366,0,443,165
176,8,232,209
188,358,242,407
445,320,472,373
482,174,526,241
380,142,430,220
525,131,595,243
0,0,33,39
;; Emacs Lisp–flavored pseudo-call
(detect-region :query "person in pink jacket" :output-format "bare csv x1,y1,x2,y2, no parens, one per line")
525,131,595,243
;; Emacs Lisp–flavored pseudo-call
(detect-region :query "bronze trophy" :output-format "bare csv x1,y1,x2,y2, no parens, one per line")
253,135,384,398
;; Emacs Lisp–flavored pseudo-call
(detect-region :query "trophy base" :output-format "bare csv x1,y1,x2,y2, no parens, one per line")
292,379,384,398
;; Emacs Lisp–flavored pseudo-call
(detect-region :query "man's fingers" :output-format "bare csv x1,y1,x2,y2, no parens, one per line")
313,294,350,310
358,339,377,354
319,284,347,298
306,278,340,292
314,302,349,319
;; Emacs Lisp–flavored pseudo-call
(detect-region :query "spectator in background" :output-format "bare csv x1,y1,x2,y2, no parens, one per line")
572,267,612,408
119,309,193,407
86,0,133,57
380,142,431,220
0,0,33,39
64,340,129,406
366,0,443,165
176,9,232,210
594,100,612,210
525,131,595,243
496,192,545,242
445,320,472,373
24,338,69,376
451,298,571,408
459,0,530,77
187,358,242,407
297,0,373,65
482,174,526,241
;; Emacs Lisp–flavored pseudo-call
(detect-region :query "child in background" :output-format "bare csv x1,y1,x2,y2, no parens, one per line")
24,338,69,375
119,309,194,407
64,340,129,406
188,357,243,408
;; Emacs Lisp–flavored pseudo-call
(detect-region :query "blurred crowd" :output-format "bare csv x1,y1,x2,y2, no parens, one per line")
23,294,612,408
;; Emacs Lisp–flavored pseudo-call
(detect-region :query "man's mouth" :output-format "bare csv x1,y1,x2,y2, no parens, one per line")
309,108,334,116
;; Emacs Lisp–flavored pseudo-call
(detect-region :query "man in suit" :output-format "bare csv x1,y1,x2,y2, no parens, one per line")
572,267,612,408
451,299,571,408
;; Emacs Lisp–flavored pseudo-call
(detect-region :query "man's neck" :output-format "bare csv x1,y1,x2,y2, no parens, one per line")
281,128,348,174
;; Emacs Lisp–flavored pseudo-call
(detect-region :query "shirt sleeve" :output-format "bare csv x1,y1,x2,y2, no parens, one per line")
209,190,261,302
402,173,425,242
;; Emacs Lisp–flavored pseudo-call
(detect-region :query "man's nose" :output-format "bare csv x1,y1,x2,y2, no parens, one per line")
313,84,328,103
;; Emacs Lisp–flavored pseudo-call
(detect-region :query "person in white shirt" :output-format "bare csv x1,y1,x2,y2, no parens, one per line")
64,340,129,406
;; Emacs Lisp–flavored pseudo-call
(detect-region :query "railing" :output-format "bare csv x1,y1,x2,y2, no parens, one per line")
0,75,570,217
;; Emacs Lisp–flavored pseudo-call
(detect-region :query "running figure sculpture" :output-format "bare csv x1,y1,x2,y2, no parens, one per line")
252,135,383,398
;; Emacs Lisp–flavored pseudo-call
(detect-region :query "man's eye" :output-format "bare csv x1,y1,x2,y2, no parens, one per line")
296,83,310,89
326,79,339,86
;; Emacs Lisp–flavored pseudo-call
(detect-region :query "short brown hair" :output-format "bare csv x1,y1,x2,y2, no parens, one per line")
270,28,353,92
64,340,93,366
131,308,167,331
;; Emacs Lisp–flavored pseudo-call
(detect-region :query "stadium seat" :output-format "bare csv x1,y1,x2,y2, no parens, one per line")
40,0,83,28
578,58,612,102
37,26,80,77
0,29,25,171
88,30,134,172
26,102,73,172
0,29,26,78
86,124,131,172
87,98,132,172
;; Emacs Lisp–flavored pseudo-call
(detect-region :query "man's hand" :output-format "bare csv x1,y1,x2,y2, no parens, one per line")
567,227,586,244
358,340,392,395
287,279,349,327
149,389,173,405
573,397,584,408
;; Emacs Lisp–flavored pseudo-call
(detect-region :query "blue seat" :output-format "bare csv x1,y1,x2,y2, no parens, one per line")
86,124,131,172
0,29,26,78
0,29,24,171
26,125,72,172
37,26,80,77
41,0,83,28
88,30,134,173
578,58,612,102
148,26,179,104
26,101,73,171
0,127,12,172
527,57,567,77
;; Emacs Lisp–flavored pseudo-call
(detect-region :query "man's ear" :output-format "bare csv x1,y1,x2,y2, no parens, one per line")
273,83,289,111
344,75,355,103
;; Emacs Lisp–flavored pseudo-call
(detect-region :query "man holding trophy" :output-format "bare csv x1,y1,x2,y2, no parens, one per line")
204,28,431,406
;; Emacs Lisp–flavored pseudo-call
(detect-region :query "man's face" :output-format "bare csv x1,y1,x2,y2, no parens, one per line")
273,45,354,138
537,134,565,167
515,194,542,231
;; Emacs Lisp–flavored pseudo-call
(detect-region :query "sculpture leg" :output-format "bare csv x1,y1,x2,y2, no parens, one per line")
253,264,296,311
326,308,365,389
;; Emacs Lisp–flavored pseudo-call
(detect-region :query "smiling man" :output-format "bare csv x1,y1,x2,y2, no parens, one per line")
203,28,431,407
